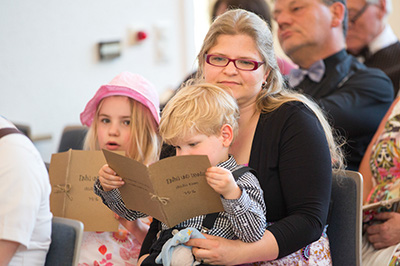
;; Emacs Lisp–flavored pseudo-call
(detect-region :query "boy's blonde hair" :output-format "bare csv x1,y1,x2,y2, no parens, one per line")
160,83,239,145
83,96,161,165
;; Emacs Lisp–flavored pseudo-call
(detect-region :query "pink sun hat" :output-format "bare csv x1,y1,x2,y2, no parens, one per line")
80,71,160,127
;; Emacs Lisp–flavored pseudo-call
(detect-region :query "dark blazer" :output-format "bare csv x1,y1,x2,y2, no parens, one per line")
292,50,394,170
364,41,400,96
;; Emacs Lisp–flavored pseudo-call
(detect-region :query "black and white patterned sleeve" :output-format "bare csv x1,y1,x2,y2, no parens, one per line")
93,178,147,221
220,171,266,243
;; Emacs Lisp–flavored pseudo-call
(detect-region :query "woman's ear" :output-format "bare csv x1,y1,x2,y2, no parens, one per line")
220,124,234,147
263,69,271,86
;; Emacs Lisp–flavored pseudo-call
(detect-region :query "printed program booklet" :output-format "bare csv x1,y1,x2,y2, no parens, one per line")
102,149,224,227
49,150,119,231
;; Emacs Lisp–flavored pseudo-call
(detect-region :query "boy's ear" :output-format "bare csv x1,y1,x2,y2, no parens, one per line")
221,124,234,147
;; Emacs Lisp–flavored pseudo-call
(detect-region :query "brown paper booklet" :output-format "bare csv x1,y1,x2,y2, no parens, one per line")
49,149,119,231
102,149,224,228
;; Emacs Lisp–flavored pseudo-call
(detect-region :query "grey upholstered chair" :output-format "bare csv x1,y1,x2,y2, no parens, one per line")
58,125,88,152
327,170,363,266
13,123,31,139
45,217,84,266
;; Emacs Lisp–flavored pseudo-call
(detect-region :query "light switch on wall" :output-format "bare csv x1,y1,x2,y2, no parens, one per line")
98,40,121,61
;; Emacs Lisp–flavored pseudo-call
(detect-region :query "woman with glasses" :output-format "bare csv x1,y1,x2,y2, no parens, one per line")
210,0,296,76
139,9,345,265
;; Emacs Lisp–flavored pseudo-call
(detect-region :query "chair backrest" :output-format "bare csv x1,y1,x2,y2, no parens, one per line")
327,170,363,266
58,125,88,152
13,122,31,139
45,217,84,266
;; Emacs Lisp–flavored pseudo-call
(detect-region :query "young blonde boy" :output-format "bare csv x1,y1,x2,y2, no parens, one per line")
140,83,266,265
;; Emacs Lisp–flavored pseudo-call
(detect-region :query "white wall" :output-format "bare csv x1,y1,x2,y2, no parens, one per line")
1,0,399,163
388,0,400,39
0,0,196,162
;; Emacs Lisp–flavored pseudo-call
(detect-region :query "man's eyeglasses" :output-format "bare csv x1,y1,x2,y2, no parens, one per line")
349,3,369,24
205,54,265,71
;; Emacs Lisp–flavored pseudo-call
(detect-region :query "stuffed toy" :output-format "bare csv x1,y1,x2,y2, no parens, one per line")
155,227,205,266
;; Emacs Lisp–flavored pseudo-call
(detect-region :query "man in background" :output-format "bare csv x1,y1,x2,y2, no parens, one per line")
346,0,400,96
273,0,394,170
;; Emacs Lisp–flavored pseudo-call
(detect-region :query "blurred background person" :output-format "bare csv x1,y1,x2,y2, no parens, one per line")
346,0,400,96
275,0,394,170
0,116,52,266
358,97,400,266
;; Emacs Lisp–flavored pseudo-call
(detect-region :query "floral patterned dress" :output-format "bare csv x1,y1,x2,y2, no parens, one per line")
239,224,331,266
364,99,400,266
78,217,152,266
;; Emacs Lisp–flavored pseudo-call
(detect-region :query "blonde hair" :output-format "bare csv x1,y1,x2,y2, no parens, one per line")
196,9,345,171
160,83,239,145
83,96,161,165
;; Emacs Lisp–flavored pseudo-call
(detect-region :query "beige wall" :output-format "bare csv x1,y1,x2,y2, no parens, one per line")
388,0,400,38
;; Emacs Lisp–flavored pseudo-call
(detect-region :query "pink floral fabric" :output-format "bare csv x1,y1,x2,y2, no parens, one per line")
78,217,152,266
366,100,400,265
238,225,331,266
368,101,400,190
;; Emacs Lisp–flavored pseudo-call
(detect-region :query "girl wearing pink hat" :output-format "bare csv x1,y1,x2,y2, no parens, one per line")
78,71,162,265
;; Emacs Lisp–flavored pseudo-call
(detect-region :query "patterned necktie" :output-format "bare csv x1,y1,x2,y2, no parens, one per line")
288,60,325,88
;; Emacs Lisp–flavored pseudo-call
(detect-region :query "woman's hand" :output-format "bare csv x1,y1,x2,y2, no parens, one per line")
366,212,400,249
187,234,243,265
186,230,278,265
98,164,124,191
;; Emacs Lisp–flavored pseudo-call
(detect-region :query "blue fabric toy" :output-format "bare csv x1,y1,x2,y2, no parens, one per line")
155,227,205,266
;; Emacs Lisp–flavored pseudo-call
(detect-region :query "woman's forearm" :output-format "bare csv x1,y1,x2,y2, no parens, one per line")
233,230,279,264
188,229,279,265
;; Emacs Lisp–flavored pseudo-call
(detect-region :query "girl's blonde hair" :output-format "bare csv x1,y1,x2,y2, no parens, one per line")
195,9,345,171
83,96,161,165
160,83,239,145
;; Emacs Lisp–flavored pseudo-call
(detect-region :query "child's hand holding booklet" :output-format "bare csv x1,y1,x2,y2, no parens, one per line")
102,149,224,228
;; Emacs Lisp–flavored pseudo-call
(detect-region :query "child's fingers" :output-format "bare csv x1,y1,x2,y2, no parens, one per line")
98,164,124,191
99,178,124,191
101,164,116,175
206,167,233,181
206,166,225,174
207,166,233,176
